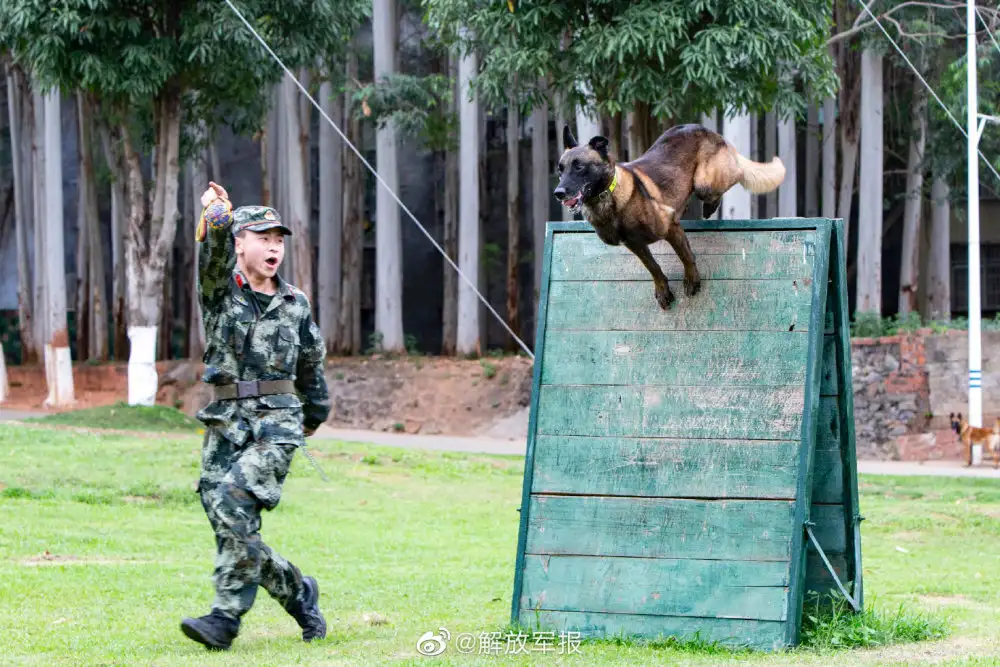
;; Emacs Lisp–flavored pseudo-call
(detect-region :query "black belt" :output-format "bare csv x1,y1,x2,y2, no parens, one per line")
213,379,296,401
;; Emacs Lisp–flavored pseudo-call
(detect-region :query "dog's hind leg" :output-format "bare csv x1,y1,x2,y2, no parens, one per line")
625,239,675,310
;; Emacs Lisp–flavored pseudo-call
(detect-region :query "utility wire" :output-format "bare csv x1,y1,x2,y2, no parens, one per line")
222,0,535,359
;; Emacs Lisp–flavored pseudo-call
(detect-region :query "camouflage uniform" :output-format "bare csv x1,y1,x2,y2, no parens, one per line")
192,201,330,629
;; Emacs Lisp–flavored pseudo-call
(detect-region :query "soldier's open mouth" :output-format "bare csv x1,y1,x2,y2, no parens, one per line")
265,258,278,267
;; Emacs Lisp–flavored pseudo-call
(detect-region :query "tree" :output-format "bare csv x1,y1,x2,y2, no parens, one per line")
1,0,367,402
318,71,344,353
373,0,405,353
75,92,108,362
856,47,883,315
425,1,837,125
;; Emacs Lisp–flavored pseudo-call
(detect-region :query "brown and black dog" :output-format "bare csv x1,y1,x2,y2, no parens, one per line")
554,124,785,309
950,412,1000,468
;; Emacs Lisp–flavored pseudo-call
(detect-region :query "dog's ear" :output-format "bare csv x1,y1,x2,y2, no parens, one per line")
588,135,610,160
563,124,577,150
950,412,955,419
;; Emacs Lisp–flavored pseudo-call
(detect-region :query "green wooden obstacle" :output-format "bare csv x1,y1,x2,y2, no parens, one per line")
511,218,863,651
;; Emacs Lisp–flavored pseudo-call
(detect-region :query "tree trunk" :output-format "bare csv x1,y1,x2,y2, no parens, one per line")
75,100,92,362
777,116,797,217
630,101,651,161
457,48,481,356
41,87,74,406
898,78,927,316
32,87,47,357
531,83,549,315
373,0,404,352
98,121,128,361
123,89,182,405
338,45,363,355
805,103,820,217
822,97,837,219
608,111,622,162
927,176,950,320
554,91,573,222
76,93,107,361
506,96,521,351
318,77,343,352
721,112,752,219
209,140,221,183
442,58,460,355
282,75,313,303
857,48,883,314
187,145,207,361
764,111,777,217
0,342,7,403
575,100,601,143
6,65,38,363
298,67,312,223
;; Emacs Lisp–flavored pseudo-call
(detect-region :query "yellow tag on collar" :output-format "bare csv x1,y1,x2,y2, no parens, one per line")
607,169,618,194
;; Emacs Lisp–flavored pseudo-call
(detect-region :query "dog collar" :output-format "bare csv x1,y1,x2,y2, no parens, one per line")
607,168,618,194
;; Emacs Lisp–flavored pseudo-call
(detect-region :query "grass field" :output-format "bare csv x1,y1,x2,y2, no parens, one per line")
1,417,999,666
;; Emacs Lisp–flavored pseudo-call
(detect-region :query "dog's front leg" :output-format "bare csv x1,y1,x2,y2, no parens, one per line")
664,220,702,297
625,240,674,310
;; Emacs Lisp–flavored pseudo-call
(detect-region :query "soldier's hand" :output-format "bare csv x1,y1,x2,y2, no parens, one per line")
200,181,229,209
304,426,317,437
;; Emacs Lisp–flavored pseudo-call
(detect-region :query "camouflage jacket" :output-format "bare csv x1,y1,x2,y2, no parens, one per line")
194,206,330,447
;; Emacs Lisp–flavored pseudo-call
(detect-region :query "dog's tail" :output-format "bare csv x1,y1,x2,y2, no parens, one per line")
735,153,786,194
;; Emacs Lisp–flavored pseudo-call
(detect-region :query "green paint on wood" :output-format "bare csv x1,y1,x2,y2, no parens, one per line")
520,610,788,651
549,231,816,282
525,495,795,561
512,219,862,650
545,280,814,333
537,385,805,440
531,436,800,499
520,555,789,621
540,331,810,388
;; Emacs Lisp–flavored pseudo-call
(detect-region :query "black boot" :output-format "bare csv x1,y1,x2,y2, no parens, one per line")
180,611,240,650
286,576,327,642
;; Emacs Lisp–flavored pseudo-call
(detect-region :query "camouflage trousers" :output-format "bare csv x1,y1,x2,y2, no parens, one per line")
198,429,305,620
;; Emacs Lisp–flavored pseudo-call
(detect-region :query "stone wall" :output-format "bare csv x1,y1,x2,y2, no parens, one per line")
850,335,931,459
849,329,1000,461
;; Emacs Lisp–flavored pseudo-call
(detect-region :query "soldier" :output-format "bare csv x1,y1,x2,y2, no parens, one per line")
180,181,331,650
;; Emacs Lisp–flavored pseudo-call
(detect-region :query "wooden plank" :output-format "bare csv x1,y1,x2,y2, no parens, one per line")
549,233,816,282
815,396,840,453
820,335,838,396
552,229,817,258
808,504,847,554
536,385,805,440
525,495,795,561
521,609,788,650
540,331,810,388
810,449,845,504
520,555,789,621
530,436,800,499
545,280,815,333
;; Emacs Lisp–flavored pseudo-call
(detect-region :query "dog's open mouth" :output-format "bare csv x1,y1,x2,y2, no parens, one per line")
562,193,583,212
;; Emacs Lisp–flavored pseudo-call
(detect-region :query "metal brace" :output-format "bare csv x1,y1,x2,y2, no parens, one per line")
806,523,861,613
299,444,330,482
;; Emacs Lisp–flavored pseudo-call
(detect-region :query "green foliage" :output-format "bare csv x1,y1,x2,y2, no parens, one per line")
800,593,948,650
354,73,458,150
424,0,837,120
0,0,369,153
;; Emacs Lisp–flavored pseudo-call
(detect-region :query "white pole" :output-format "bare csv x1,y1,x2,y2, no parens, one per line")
968,0,982,429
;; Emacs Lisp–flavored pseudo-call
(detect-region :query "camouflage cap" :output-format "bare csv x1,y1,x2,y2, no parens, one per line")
232,206,292,236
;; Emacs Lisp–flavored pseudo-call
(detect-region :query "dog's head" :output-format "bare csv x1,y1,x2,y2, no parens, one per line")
950,412,964,435
553,125,615,214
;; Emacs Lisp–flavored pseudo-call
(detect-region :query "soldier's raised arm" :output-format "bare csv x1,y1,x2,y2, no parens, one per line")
195,181,235,314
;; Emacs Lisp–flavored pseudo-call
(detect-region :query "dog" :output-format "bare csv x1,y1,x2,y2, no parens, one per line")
553,123,786,310
950,412,1000,467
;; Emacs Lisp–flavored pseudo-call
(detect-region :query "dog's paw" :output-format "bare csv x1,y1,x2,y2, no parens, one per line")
655,284,676,310
684,273,701,297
